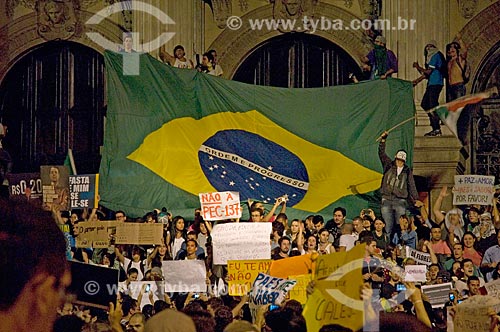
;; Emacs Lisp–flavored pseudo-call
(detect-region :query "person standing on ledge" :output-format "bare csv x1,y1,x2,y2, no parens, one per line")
378,131,423,236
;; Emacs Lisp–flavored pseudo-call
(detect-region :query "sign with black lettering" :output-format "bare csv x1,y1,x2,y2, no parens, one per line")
453,175,495,206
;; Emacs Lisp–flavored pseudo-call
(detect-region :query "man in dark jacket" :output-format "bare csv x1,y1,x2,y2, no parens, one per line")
378,131,422,236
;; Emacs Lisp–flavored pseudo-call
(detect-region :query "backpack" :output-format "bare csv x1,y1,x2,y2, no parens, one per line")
457,58,471,84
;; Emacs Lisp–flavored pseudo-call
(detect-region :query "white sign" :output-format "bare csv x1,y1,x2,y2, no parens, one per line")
211,222,272,265
249,272,297,305
199,191,242,221
421,282,453,308
404,265,427,282
405,247,432,265
485,278,500,299
454,295,500,332
162,260,206,293
453,175,495,206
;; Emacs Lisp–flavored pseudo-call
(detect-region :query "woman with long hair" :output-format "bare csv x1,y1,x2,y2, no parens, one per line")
168,216,187,259
462,231,483,267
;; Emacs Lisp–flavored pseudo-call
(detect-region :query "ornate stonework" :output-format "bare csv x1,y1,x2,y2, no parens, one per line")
37,0,78,41
458,0,478,19
208,3,370,79
211,0,232,29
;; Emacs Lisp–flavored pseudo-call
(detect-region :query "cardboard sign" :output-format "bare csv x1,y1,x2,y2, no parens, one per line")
421,282,453,308
115,223,163,245
41,165,70,211
453,175,495,206
162,260,207,293
454,295,500,332
228,259,272,296
75,221,120,248
289,274,312,304
404,265,427,282
303,244,365,332
211,222,272,265
69,174,99,209
7,172,43,206
405,247,432,265
199,191,242,221
249,273,297,305
484,278,500,299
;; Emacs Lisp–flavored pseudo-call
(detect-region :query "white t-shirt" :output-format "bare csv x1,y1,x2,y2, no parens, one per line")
171,237,185,259
339,234,358,251
122,257,145,281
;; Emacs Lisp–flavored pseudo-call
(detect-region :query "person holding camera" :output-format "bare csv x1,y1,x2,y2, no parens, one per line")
378,131,422,237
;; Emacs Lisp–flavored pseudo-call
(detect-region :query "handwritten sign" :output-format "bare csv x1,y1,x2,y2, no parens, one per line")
228,259,272,296
303,244,365,332
211,222,272,265
454,295,500,332
406,247,432,265
8,173,43,206
404,265,427,282
484,278,500,299
75,221,120,248
69,174,99,209
115,223,163,245
288,274,312,304
162,260,207,293
199,191,242,221
453,175,495,206
249,273,297,305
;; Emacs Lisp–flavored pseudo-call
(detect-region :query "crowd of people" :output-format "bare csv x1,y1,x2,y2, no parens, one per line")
0,27,496,332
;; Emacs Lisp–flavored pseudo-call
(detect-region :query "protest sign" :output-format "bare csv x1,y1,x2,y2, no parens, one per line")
484,278,500,299
228,259,272,296
211,222,271,265
289,274,312,304
199,191,242,221
269,254,314,279
421,282,453,308
69,174,99,209
453,175,495,206
68,261,118,309
249,273,297,305
75,221,120,248
115,223,163,245
454,295,500,332
405,246,432,265
303,244,365,332
41,165,70,211
7,172,43,205
404,265,427,282
163,260,207,293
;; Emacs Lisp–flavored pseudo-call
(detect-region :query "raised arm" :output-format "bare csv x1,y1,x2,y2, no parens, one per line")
432,186,449,224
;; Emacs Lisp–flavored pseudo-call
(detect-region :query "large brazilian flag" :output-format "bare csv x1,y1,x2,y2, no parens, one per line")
99,51,415,218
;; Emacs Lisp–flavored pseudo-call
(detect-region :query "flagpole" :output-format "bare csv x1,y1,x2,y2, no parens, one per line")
375,116,415,142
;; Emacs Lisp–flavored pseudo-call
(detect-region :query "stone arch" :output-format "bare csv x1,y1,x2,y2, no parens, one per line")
456,1,500,93
0,9,124,82
208,3,371,79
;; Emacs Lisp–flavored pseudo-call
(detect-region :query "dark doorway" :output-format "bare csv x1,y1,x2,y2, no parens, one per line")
0,41,105,174
233,33,362,88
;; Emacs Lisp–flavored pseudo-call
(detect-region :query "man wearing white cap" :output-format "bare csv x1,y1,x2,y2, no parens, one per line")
362,35,398,80
378,131,421,236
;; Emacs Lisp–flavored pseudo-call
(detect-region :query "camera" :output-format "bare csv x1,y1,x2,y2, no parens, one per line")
145,284,151,293
396,284,406,292
193,293,200,299
449,292,455,301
